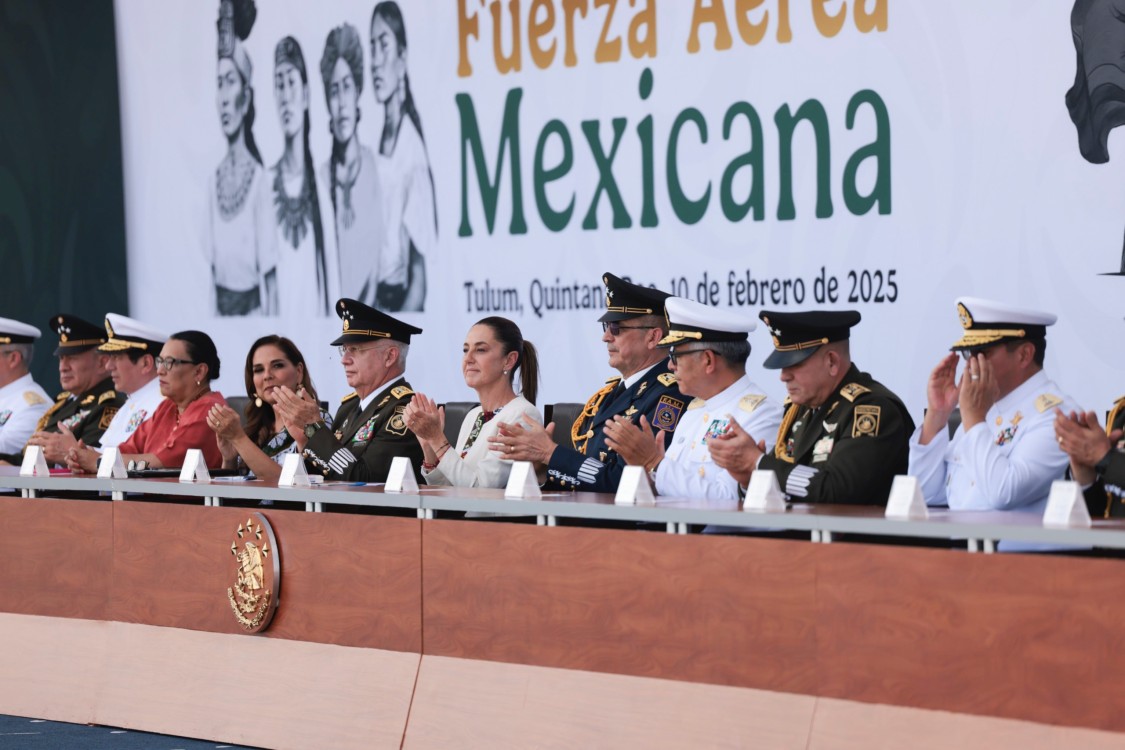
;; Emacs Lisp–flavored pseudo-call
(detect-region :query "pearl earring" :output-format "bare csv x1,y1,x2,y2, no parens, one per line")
254,396,263,408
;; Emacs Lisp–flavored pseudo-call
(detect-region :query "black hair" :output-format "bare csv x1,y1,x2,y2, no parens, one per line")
275,36,329,314
320,24,364,231
477,316,540,405
172,330,221,381
371,1,437,233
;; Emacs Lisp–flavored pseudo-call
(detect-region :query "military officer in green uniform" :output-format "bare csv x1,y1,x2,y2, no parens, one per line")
709,310,914,503
1056,395,1125,518
274,298,424,483
0,314,125,466
489,273,685,493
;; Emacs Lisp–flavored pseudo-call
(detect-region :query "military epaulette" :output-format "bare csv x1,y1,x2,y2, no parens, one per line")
390,385,413,399
81,394,96,405
687,397,705,410
657,373,677,386
340,392,359,403
1034,393,1063,413
839,383,871,402
739,394,766,413
604,375,623,385
97,390,117,404
23,391,46,406
55,391,70,401
783,396,792,407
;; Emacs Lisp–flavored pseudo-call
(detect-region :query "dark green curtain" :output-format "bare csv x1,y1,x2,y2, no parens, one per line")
0,0,128,394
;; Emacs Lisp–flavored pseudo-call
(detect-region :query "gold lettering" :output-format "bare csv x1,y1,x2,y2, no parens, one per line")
854,0,886,33
733,0,767,46
812,0,846,38
593,0,622,63
628,0,657,59
458,0,483,76
688,0,733,53
562,0,590,67
529,0,557,68
490,0,523,74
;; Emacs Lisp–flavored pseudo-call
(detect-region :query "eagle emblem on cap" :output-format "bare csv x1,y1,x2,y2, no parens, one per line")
957,303,973,329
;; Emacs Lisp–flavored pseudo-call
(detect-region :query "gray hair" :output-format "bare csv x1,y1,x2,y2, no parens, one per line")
2,343,33,368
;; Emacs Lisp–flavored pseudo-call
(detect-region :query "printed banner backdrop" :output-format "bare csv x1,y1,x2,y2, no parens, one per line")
115,0,1125,418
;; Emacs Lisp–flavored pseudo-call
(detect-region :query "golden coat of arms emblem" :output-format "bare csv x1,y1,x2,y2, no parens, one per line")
226,513,280,633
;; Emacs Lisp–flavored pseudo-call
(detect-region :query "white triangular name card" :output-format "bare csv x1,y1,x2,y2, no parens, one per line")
277,453,311,487
20,446,50,477
614,465,655,505
179,449,211,482
1043,480,1092,528
743,470,786,511
97,447,128,479
384,456,419,493
885,475,929,520
504,461,542,499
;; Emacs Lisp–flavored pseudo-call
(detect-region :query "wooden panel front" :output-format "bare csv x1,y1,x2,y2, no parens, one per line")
109,503,421,651
422,521,818,692
815,544,1125,732
0,497,112,619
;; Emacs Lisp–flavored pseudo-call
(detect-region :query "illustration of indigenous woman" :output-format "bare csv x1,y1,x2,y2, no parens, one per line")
209,0,278,316
320,23,381,305
271,37,339,316
370,1,436,312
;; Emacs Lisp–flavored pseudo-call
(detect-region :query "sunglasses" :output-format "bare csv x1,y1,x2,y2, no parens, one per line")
601,322,651,336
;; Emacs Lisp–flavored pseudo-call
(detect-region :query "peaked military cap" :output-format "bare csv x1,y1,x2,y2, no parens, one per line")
598,272,672,323
331,298,423,345
0,316,41,345
99,313,169,354
659,297,756,346
759,310,862,369
50,314,107,355
949,297,1055,353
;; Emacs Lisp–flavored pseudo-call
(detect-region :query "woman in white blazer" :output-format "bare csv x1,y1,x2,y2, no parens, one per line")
404,317,540,488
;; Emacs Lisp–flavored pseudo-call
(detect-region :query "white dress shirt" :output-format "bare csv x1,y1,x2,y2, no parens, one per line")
98,377,166,450
0,373,51,454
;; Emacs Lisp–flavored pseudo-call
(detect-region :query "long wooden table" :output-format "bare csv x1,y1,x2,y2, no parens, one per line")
2,469,1125,749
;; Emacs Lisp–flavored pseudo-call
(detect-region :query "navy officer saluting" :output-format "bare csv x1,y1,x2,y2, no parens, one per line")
489,272,685,492
2,314,126,466
709,310,913,503
274,298,424,483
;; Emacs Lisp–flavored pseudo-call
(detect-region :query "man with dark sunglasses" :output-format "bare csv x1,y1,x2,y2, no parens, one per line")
490,272,684,492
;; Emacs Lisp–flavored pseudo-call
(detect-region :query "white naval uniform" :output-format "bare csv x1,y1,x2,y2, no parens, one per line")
656,374,783,501
97,377,165,449
909,370,1078,516
0,373,51,454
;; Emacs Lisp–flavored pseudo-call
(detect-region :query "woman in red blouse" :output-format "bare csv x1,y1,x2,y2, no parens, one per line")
68,331,226,471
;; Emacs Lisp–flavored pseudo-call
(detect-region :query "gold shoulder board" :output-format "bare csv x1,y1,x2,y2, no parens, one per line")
604,375,623,386
687,398,705,410
340,392,359,403
840,383,871,402
739,394,765,412
98,390,117,404
81,394,95,405
23,391,46,406
55,391,70,401
390,385,414,399
783,396,792,407
657,373,677,386
1034,393,1063,413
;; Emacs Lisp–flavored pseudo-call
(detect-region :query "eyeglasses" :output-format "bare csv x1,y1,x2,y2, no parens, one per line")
601,322,651,336
668,347,711,365
154,356,196,370
337,344,383,358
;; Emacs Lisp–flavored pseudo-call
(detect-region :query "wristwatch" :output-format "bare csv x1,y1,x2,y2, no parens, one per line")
303,421,324,439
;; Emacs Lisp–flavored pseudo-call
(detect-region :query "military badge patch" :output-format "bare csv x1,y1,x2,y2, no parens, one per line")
0,410,10,426
654,395,685,431
385,406,408,436
852,405,881,437
99,407,118,430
